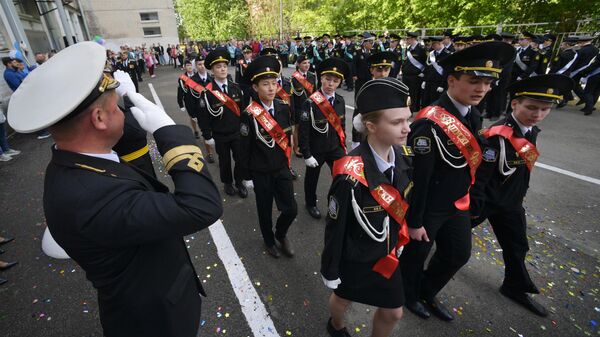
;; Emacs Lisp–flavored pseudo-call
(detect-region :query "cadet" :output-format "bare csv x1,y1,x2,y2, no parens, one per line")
579,54,600,115
321,77,413,337
115,51,139,92
200,49,248,198
7,42,222,337
471,74,574,317
343,35,356,91
442,30,455,53
535,34,555,76
352,32,376,95
239,56,297,259
400,42,515,321
191,57,216,162
177,60,203,139
291,54,317,156
511,32,539,82
402,31,427,112
298,57,349,219
484,33,516,120
567,35,599,108
421,36,451,107
387,33,403,78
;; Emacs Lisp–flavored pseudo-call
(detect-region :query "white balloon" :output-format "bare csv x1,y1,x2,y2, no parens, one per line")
41,227,70,259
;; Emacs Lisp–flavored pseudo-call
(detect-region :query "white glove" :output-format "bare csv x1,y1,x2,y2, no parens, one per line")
517,76,522,81
305,156,319,168
418,73,424,78
421,82,426,89
205,138,215,146
580,77,588,85
127,92,175,134
436,87,444,93
321,275,341,290
180,107,186,112
113,70,136,97
351,142,360,150
242,180,254,189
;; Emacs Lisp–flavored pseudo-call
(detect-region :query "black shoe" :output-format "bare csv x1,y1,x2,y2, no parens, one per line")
500,285,548,317
0,261,18,271
556,100,567,109
423,297,454,321
224,184,236,196
406,300,431,319
0,278,6,285
307,206,321,219
236,183,248,198
276,237,295,257
194,131,200,139
265,245,281,259
327,317,352,337
290,168,298,180
206,153,215,163
0,237,14,245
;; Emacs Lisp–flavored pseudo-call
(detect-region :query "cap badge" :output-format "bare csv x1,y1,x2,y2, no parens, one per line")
485,60,493,68
547,88,554,94
333,67,337,71
266,67,270,71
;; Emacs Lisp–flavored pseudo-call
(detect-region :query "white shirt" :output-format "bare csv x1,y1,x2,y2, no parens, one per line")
447,93,471,117
261,100,274,115
323,91,335,102
198,72,208,81
79,150,120,163
368,142,395,181
511,113,532,135
186,72,195,77
214,78,228,91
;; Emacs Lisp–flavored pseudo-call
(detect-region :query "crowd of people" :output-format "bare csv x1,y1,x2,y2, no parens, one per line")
2,27,598,337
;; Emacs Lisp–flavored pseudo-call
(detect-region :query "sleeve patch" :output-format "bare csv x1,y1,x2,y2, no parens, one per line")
240,123,249,136
300,111,309,121
328,195,339,219
482,147,498,162
413,136,431,154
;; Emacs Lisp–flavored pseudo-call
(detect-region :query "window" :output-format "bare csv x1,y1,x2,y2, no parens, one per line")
143,27,162,37
140,12,159,22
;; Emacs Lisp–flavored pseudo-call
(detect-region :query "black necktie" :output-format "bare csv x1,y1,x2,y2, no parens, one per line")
384,167,394,185
464,108,471,128
268,108,274,116
328,97,334,106
222,84,228,94
524,130,532,141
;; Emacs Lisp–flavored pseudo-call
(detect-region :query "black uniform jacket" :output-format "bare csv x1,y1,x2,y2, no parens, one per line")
239,99,293,175
291,71,317,123
44,125,223,337
402,44,427,76
177,72,202,114
513,46,539,78
352,48,373,80
298,91,346,158
198,79,245,141
423,48,452,84
470,115,539,218
321,141,412,287
406,92,484,228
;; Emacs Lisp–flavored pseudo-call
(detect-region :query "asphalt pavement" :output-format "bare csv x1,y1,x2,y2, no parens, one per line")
1,64,599,337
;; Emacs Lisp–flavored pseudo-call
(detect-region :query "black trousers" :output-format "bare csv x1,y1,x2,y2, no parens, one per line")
486,206,538,293
214,138,243,185
252,168,298,247
403,75,423,112
583,74,600,112
400,211,472,302
345,62,354,89
421,82,444,108
304,149,345,207
572,73,585,100
488,78,509,118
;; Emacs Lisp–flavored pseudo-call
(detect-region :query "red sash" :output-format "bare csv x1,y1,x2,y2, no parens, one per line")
415,106,482,210
292,71,314,94
333,156,410,279
310,91,347,153
247,101,292,167
276,84,291,105
205,82,241,117
179,74,206,94
483,125,539,171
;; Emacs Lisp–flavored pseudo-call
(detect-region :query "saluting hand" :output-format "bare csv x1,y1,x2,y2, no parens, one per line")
409,226,430,242
127,92,175,134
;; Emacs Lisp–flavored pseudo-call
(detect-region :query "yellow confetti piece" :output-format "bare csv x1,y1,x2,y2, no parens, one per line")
355,327,361,332
285,330,292,336
225,312,230,318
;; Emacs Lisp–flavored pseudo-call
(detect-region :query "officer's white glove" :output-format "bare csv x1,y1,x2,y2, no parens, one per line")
517,76,522,81
114,70,136,97
436,87,444,93
127,92,175,134
205,138,215,146
580,77,588,85
421,82,426,89
242,180,254,189
180,107,186,112
305,156,319,168
351,142,360,150
418,73,424,78
321,275,341,290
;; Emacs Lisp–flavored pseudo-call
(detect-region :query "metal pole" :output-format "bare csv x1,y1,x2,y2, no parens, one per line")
54,0,75,46
0,0,34,64
279,0,283,40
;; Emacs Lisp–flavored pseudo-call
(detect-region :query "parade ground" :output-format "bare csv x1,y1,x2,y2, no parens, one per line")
1,64,599,337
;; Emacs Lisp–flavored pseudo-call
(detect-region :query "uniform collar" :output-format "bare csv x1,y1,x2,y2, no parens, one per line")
322,90,335,101
261,100,274,113
446,93,471,117
367,142,395,173
510,113,532,135
214,78,228,89
78,150,120,163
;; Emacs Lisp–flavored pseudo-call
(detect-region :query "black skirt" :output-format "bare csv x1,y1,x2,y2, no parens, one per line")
334,259,405,308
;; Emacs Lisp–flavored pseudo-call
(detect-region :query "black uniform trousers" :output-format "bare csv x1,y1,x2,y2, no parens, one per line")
345,61,354,90
215,138,243,185
403,75,423,112
304,149,345,207
252,168,298,247
484,206,537,293
400,210,472,302
572,73,586,100
582,74,600,112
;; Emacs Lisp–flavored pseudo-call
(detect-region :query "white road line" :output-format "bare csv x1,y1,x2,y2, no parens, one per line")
209,220,280,337
148,83,165,110
535,162,600,186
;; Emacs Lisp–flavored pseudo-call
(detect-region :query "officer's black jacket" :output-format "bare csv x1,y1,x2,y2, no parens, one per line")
470,114,539,217
352,48,373,80
44,125,223,337
535,45,552,75
198,79,244,141
402,44,427,76
321,141,412,286
406,92,484,228
549,48,576,74
298,90,346,158
239,99,293,175
512,46,539,78
423,48,451,84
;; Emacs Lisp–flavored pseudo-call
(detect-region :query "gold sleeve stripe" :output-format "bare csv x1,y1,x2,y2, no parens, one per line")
165,153,204,172
119,145,149,162
162,145,202,166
